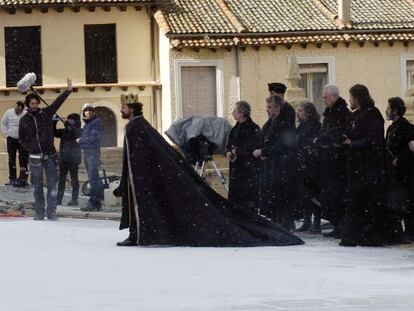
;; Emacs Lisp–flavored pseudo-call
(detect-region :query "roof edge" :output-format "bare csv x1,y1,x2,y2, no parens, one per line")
214,0,246,33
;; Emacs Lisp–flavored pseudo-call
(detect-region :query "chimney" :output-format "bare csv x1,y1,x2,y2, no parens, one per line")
338,0,351,23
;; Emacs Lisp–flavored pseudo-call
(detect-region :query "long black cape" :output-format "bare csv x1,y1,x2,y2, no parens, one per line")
119,116,304,247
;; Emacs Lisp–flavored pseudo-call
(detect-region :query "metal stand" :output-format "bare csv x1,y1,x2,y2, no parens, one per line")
195,157,229,192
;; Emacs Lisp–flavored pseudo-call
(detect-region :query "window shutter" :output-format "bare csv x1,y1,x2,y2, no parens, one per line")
5,26,42,87
181,66,216,117
84,24,117,84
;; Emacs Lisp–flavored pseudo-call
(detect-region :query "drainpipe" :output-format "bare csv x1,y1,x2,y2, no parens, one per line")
235,46,241,101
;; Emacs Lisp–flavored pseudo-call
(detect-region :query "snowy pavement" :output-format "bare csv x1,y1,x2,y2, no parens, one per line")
1,218,414,311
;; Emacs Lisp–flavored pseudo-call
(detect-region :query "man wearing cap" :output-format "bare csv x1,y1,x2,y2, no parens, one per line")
268,83,296,127
79,103,103,211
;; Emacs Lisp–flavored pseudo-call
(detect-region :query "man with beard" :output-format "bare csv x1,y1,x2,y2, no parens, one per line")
341,84,388,247
114,94,303,247
19,78,73,220
316,84,351,238
385,97,414,242
226,101,261,211
253,96,297,230
268,83,295,127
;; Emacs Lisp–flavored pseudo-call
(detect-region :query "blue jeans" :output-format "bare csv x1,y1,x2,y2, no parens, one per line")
30,155,58,217
84,150,103,206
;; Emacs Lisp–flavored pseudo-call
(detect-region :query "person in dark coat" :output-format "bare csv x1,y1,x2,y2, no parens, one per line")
19,78,73,220
226,101,261,211
113,95,304,247
268,83,296,127
79,104,103,211
295,101,322,233
316,84,352,238
253,96,298,230
54,113,82,206
340,84,388,247
385,97,414,242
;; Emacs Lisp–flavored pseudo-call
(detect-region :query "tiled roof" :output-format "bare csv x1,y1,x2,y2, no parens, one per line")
157,0,414,48
225,0,337,32
159,0,237,34
319,0,414,30
0,0,154,7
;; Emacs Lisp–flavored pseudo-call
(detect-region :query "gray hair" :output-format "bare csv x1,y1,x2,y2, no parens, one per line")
323,84,340,96
266,95,283,108
235,101,251,118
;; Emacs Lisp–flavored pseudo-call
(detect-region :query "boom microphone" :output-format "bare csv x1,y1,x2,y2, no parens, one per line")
16,72,65,123
16,72,37,93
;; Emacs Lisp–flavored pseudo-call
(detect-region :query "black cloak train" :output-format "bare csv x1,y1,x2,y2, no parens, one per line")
118,116,304,247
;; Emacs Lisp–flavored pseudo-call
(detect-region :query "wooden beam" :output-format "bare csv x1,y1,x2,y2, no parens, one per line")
41,7,48,13
103,6,111,12
300,43,307,49
253,45,260,51
104,86,112,92
286,44,292,50
134,6,142,11
344,42,351,48
121,86,129,91
72,6,81,13
270,45,276,50
8,8,16,15
138,86,145,91
372,41,380,47
56,6,64,13
388,41,394,47
88,6,96,12
316,43,322,48
240,46,246,52
25,7,32,14
404,41,409,47
226,47,232,52
331,42,338,48
358,41,364,47
118,6,127,12
88,87,96,92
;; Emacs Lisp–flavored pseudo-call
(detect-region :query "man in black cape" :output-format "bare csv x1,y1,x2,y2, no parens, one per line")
114,95,304,247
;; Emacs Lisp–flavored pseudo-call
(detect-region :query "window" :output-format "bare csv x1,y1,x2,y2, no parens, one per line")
5,26,42,87
180,66,217,117
299,63,328,113
84,24,117,84
406,60,414,90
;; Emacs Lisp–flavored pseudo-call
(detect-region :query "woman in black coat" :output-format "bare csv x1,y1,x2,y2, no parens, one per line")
295,101,322,233
341,84,388,247
385,97,414,242
253,96,297,230
226,101,261,211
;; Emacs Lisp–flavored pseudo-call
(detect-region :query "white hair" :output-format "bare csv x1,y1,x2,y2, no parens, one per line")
323,84,340,96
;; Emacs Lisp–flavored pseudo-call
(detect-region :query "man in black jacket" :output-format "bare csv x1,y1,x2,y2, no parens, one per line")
268,83,295,127
54,113,82,206
19,78,72,220
385,97,414,242
226,101,261,211
316,84,351,238
253,96,297,229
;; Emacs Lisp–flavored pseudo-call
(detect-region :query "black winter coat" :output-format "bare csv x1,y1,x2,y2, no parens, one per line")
385,117,414,188
226,118,261,208
53,114,82,164
296,118,321,193
279,101,296,128
342,105,388,246
19,90,71,155
260,117,297,222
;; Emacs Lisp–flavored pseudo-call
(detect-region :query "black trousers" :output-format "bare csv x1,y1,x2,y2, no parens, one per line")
57,159,79,203
6,137,28,181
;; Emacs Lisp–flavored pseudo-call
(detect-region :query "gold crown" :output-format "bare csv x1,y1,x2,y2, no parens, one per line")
121,93,139,105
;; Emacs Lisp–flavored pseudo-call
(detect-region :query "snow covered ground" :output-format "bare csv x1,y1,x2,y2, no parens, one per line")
1,218,414,311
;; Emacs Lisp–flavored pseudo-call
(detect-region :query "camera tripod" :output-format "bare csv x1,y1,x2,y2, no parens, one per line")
194,156,229,192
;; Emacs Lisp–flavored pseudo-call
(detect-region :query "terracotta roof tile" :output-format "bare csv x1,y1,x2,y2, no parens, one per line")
319,0,414,29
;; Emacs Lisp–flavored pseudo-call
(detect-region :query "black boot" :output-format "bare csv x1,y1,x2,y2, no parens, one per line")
117,228,138,247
